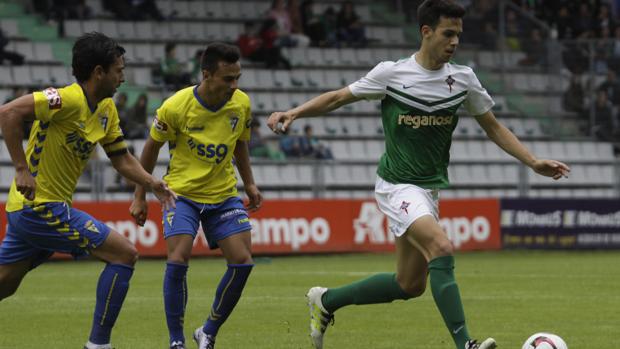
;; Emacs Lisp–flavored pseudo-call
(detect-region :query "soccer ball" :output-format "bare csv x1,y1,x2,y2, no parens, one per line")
522,333,567,349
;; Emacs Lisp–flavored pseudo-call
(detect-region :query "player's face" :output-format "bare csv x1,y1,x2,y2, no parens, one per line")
101,56,125,98
425,16,462,63
205,61,241,102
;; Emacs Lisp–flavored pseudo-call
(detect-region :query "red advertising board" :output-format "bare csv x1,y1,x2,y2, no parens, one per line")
0,199,501,257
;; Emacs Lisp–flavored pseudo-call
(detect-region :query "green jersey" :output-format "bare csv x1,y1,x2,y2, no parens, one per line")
348,54,494,188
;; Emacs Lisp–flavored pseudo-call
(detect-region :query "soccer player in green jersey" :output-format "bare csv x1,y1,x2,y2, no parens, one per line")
0,32,177,349
130,43,262,349
267,1,570,349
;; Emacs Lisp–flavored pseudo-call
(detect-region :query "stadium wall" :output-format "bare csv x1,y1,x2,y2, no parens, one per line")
0,199,501,256
1,199,618,257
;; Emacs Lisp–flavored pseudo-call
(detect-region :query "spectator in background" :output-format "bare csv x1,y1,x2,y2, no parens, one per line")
187,49,204,84
124,93,149,139
0,29,24,65
238,21,291,69
268,0,310,47
599,70,620,107
573,3,594,39
159,43,191,89
563,74,586,117
518,28,546,66
300,0,328,46
595,3,615,37
336,1,367,47
116,92,130,133
299,124,333,159
249,119,285,160
102,0,163,21
592,89,617,141
279,127,302,157
504,9,522,50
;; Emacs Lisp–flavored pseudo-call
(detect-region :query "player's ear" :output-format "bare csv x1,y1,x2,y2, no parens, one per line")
420,25,433,39
93,65,105,80
202,69,210,81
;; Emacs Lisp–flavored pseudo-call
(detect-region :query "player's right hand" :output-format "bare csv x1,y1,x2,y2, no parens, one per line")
130,197,149,227
267,111,295,134
15,168,36,200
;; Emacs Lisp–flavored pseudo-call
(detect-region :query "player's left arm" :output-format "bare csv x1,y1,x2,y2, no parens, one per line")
110,151,177,210
475,110,570,180
234,140,262,211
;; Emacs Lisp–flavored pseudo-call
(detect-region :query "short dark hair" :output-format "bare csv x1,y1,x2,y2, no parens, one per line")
417,0,465,31
72,32,125,83
200,42,240,74
165,42,176,54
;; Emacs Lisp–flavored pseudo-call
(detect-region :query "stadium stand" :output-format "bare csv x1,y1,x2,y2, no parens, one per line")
0,0,618,201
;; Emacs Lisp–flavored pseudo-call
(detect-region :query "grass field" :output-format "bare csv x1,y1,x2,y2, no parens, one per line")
1,251,619,349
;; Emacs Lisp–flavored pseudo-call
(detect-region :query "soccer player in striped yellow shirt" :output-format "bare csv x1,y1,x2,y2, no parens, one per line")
0,32,176,349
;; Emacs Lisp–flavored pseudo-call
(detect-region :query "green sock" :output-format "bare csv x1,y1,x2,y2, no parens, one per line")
428,255,470,349
321,273,412,313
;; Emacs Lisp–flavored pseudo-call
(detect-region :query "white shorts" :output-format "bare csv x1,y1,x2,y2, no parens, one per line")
374,176,440,237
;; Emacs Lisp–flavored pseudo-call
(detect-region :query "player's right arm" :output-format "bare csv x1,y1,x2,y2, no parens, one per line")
267,87,362,133
130,136,165,226
0,94,36,200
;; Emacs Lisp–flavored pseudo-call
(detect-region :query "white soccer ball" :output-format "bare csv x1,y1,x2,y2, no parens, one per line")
522,332,567,349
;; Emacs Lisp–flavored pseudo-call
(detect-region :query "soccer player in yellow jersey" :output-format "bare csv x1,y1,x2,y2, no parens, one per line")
130,42,262,349
0,32,176,349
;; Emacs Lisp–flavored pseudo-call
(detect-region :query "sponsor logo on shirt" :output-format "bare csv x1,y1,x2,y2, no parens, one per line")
65,131,96,160
187,138,228,164
153,117,168,132
43,87,62,109
397,114,454,129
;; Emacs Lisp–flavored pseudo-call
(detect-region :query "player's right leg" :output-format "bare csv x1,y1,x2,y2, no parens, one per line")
404,215,495,349
0,258,34,301
0,209,57,300
161,197,202,349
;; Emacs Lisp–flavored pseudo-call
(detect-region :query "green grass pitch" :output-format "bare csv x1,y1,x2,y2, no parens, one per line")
1,251,618,348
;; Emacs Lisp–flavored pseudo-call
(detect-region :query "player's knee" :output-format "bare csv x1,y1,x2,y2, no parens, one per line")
397,277,426,298
431,236,454,257
120,245,139,266
227,252,253,265
167,250,191,265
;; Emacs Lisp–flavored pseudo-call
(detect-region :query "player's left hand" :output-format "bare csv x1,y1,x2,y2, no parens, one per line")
532,159,570,180
245,184,263,212
151,180,177,211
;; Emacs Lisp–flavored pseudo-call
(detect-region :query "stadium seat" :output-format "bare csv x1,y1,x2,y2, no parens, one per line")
117,22,136,39
12,66,32,85
14,41,33,62
31,65,52,85
33,42,54,62
49,66,71,85
0,19,19,37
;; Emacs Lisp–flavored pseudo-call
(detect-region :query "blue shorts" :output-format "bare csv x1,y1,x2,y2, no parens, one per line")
163,196,251,249
0,203,111,268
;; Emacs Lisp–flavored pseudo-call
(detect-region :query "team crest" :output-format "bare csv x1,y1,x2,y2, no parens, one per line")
166,212,175,227
229,114,239,131
85,220,100,233
99,113,109,130
445,75,455,92
400,201,410,215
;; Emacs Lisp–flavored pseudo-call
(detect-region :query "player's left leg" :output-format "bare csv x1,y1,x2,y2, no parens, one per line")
81,209,137,348
194,231,253,349
194,197,254,349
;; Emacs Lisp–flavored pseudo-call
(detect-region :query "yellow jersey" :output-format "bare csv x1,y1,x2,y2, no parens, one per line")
150,86,251,204
6,83,127,212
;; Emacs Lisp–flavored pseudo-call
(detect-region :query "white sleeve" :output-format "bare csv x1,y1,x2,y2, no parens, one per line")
348,61,393,100
463,69,495,116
